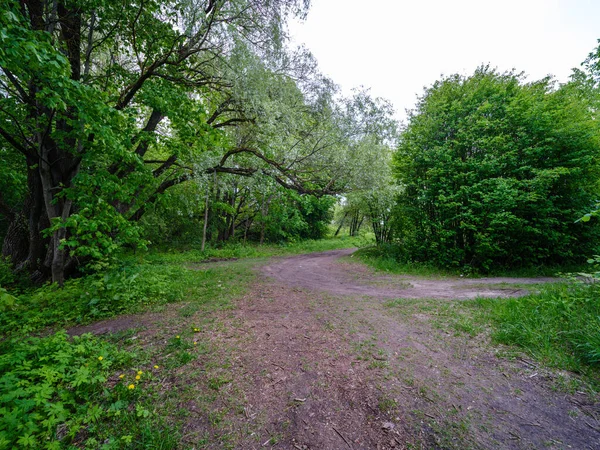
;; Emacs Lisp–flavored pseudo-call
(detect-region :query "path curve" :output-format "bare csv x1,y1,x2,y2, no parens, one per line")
262,248,557,299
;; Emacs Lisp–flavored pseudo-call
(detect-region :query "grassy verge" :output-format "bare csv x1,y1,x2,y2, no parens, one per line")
352,246,455,277
0,256,255,449
473,283,600,382
147,233,371,264
359,245,600,389
354,245,585,278
383,285,600,390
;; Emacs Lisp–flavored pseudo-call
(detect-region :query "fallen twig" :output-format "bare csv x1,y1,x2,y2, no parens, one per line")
332,426,353,449
518,358,537,368
271,362,286,371
508,431,521,440
584,420,600,433
270,377,287,387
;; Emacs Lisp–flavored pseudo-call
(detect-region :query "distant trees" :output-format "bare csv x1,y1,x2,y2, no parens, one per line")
393,67,600,270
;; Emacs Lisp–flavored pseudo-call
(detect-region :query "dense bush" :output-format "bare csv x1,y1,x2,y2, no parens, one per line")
259,193,335,242
393,68,600,270
0,262,186,336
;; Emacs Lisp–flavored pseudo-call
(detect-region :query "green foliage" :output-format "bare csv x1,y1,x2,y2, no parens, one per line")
259,192,335,242
0,287,17,312
147,234,371,262
0,262,185,335
353,246,456,278
394,67,600,271
0,257,15,287
0,331,142,449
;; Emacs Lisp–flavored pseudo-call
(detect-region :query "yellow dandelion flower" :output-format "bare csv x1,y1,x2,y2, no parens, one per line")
128,384,135,390
98,356,103,361
193,341,197,345
176,335,180,339
119,374,125,379
154,365,159,369
137,370,143,375
135,375,141,380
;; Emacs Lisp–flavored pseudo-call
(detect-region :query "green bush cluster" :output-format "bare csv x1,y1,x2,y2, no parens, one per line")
393,68,600,271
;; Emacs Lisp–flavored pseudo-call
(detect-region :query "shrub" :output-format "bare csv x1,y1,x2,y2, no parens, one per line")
394,67,600,270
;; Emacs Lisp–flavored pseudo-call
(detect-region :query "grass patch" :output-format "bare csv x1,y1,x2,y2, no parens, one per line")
353,247,456,278
1,255,255,337
146,234,372,265
354,245,584,278
471,283,600,385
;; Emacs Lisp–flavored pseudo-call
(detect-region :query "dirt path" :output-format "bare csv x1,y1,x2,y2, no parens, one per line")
262,248,556,299
204,249,599,449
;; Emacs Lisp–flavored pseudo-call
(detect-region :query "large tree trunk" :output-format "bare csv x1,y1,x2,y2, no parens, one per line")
1,213,28,265
2,156,52,282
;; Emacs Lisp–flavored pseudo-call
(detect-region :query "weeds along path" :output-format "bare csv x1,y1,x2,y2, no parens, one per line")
238,249,599,449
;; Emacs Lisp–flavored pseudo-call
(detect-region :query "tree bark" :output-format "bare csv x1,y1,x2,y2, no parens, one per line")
201,184,210,252
334,212,348,237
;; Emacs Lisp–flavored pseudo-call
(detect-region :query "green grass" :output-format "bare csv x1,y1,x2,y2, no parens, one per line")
354,245,584,278
471,283,600,382
381,281,599,389
353,246,459,278
146,233,372,264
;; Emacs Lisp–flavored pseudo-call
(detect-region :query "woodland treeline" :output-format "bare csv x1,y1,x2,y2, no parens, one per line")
0,0,396,285
2,0,600,286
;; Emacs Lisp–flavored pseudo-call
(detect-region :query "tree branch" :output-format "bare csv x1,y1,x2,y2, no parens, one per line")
0,124,31,156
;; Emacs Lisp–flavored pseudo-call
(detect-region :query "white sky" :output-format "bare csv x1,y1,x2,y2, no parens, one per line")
289,0,600,121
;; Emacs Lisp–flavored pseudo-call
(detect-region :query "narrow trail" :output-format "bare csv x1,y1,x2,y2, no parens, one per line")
73,250,599,449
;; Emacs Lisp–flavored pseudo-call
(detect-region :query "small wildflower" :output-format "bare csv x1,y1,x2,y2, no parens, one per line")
135,375,141,380
128,384,135,390
137,370,143,375
176,335,180,339
193,341,197,345
119,374,125,379
98,356,104,361
154,365,159,369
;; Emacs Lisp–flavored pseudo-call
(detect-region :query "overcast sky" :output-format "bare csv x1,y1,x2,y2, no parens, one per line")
289,0,600,121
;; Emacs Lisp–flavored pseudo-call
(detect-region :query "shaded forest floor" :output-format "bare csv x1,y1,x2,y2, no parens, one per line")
70,249,600,449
